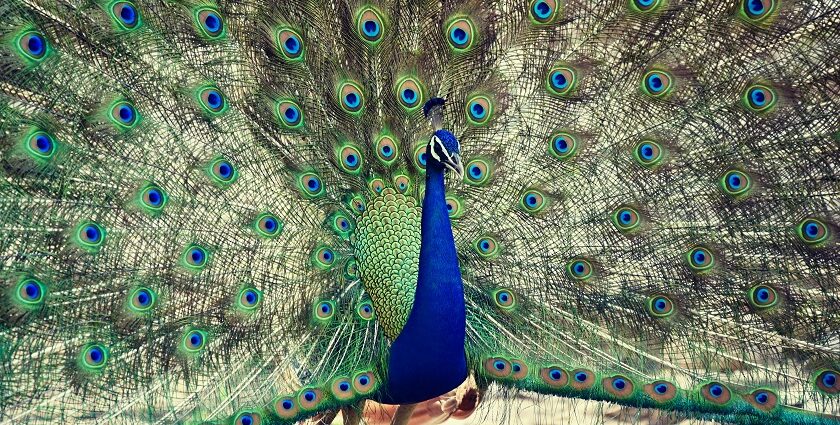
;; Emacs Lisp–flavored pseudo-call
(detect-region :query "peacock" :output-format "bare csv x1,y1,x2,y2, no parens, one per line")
1,0,839,424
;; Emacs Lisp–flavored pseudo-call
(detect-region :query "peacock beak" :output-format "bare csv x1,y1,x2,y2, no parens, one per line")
442,153,464,181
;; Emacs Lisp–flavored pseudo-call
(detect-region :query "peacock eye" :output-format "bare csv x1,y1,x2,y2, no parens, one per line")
238,288,261,310
331,377,355,400
349,195,366,214
139,184,167,213
465,95,492,125
571,369,595,389
129,287,156,313
567,258,593,281
520,189,547,214
721,169,752,197
445,196,464,219
376,135,398,164
274,396,298,419
702,382,731,404
493,289,515,309
255,213,282,238
686,246,714,272
17,30,48,61
353,371,377,394
339,145,363,174
111,1,141,30
529,0,559,24
27,131,56,159
76,222,106,251
475,236,500,259
414,144,428,170
549,132,578,160
338,81,365,114
276,28,304,60
741,0,775,22
234,412,261,425
396,76,423,111
604,376,634,398
634,140,664,167
199,87,226,114
208,158,237,185
540,366,568,387
357,7,385,45
743,84,777,112
182,244,208,269
393,175,411,193
816,370,840,394
312,246,336,269
483,357,512,378
16,278,46,306
644,380,677,402
612,205,641,232
356,301,375,320
465,159,491,185
183,329,207,352
195,8,224,39
298,173,324,198
110,101,139,129
748,284,778,308
647,295,675,318
797,218,829,245
446,17,476,51
630,0,663,12
276,100,303,129
546,66,577,96
81,344,109,370
642,69,673,97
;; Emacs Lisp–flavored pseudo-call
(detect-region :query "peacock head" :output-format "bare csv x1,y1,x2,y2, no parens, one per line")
424,97,464,179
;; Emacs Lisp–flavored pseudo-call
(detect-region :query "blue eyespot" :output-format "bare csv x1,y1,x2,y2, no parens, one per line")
822,372,836,387
196,9,224,38
276,29,304,60
216,161,232,179
613,378,627,390
709,384,723,398
83,344,108,368
451,27,467,45
575,371,588,382
687,246,714,271
27,131,56,159
111,2,140,29
83,225,101,243
471,102,485,118
655,383,668,394
285,37,299,53
183,329,206,352
446,17,475,51
345,93,359,107
357,7,385,45
110,101,139,128
642,70,673,97
742,0,774,21
567,259,593,281
18,31,49,61
754,391,769,404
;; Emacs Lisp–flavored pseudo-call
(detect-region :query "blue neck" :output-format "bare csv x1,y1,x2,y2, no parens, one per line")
379,160,467,405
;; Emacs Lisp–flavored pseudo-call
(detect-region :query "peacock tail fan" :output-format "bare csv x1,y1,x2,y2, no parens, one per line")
1,0,839,424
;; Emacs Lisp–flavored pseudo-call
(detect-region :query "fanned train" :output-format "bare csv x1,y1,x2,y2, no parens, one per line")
1,0,839,424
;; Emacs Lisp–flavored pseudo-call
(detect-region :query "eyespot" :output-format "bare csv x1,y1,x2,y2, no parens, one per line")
237,287,262,311
197,86,227,115
630,0,663,12
446,17,476,51
338,81,365,115
540,366,568,387
275,28,304,61
110,1,141,30
298,173,324,198
604,375,634,398
740,0,776,23
369,178,386,195
566,259,593,281
611,205,641,232
747,284,778,309
297,388,323,410
16,30,48,62
182,244,209,270
208,158,237,184
549,132,578,161
332,377,355,400
644,380,677,403
701,382,731,405
274,396,299,419
80,344,109,371
396,76,423,111
311,246,336,270
336,145,363,174
474,236,500,259
353,371,377,394
483,357,512,378
349,195,366,214
816,370,840,394
465,159,491,186
413,144,428,170
570,369,596,390
493,289,515,310
634,140,664,167
110,101,139,129
139,184,167,213
745,389,778,411
510,360,529,380
345,258,359,279
743,84,777,112
797,218,829,245
529,0,559,24
647,295,675,318
356,7,385,45
254,213,282,238
276,100,303,129
445,196,464,219
375,134,398,165
520,189,547,214
128,287,156,313
15,278,46,307
393,175,411,193
76,222,106,251
357,301,375,320
686,246,714,272
26,131,56,159
642,69,673,98
330,212,353,237
721,169,752,197
234,412,261,425
195,8,224,39
546,66,577,96
465,95,492,125
182,329,207,353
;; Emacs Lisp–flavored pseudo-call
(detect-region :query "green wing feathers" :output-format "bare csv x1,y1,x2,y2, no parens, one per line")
1,0,839,424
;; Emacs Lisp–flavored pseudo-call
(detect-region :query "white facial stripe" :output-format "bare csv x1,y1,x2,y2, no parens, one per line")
429,135,454,163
